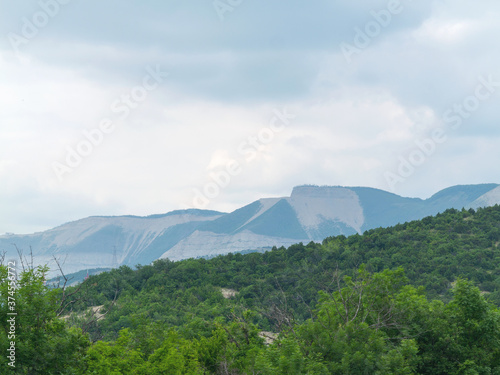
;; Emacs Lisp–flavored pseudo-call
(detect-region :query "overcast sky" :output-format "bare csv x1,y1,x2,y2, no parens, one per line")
1,0,499,234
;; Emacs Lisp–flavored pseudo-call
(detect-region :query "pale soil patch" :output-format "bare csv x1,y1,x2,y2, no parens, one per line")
60,305,105,321
221,288,238,298
259,331,278,345
90,305,105,320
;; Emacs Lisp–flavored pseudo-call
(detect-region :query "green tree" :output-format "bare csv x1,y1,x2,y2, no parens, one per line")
0,264,89,374
416,279,500,374
254,337,328,374
143,330,201,374
85,329,145,374
297,267,420,374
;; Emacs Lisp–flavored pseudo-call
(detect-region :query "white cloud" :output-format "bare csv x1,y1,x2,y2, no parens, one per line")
1,0,499,234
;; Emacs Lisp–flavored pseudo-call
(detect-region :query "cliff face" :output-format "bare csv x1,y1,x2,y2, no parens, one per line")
288,186,365,237
468,186,500,209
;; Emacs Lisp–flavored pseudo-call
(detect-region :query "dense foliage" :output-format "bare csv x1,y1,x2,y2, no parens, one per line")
0,265,88,373
1,205,500,374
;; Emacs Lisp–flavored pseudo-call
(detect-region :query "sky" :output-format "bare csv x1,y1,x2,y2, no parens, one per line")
1,0,499,234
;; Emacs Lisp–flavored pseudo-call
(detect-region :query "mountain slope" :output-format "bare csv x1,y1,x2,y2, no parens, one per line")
1,183,499,275
1,210,223,275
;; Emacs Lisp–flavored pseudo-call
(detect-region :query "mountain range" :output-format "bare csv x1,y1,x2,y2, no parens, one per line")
2,184,500,276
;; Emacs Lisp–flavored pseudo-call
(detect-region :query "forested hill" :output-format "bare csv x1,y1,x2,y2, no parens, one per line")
75,205,500,322
2,205,500,373
322,204,500,302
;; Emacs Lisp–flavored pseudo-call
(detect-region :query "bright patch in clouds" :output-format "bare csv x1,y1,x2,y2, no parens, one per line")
414,19,475,44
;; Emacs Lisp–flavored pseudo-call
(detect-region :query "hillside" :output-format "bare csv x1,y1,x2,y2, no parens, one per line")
3,205,500,373
64,205,500,335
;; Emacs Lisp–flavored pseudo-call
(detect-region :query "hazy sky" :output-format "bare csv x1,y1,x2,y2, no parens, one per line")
1,0,499,234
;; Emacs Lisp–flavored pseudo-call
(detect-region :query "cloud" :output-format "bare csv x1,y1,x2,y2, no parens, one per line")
1,0,499,234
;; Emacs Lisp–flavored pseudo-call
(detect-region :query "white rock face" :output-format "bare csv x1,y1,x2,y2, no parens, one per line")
42,213,221,252
288,186,365,235
2,212,223,276
468,186,500,209
159,230,306,261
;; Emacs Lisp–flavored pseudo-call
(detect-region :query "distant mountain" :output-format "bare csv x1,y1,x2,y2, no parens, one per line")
1,184,499,276
47,267,111,288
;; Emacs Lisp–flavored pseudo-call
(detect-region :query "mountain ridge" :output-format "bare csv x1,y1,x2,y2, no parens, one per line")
2,183,499,275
